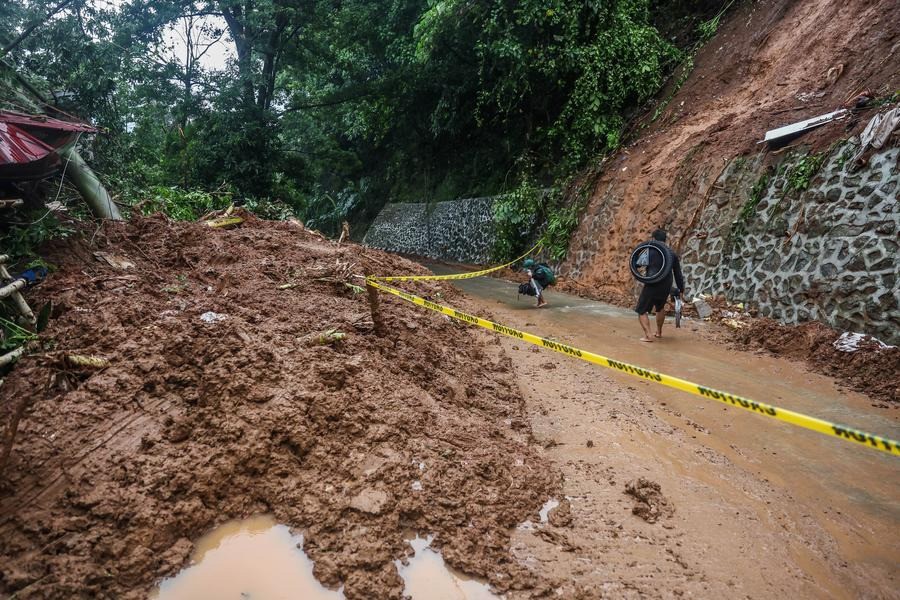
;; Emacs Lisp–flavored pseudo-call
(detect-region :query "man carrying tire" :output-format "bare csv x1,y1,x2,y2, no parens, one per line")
632,229,684,342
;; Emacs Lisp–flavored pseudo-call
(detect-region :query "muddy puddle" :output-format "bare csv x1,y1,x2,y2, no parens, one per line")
396,535,498,600
151,515,343,599
154,517,496,600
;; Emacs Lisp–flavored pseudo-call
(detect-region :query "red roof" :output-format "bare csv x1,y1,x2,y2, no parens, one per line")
0,110,96,166
0,109,97,133
0,110,97,180
0,121,57,165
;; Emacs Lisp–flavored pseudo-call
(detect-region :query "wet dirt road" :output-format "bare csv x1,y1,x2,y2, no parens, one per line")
428,264,900,598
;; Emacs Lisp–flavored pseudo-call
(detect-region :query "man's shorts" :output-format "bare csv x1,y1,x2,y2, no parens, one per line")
635,285,669,314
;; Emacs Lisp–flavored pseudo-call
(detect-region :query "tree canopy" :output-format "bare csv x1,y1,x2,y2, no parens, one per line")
1,0,722,253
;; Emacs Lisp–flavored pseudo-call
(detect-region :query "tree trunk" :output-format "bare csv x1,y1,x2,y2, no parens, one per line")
220,3,256,110
58,147,122,220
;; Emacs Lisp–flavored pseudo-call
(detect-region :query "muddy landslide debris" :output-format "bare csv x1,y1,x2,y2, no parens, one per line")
732,319,900,402
0,214,559,599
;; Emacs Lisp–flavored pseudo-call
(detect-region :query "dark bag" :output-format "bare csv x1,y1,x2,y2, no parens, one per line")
518,282,537,296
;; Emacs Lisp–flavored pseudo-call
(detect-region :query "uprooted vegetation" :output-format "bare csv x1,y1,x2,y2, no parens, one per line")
0,214,558,599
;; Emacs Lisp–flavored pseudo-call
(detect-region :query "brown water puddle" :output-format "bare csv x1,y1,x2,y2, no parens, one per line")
428,265,900,589
151,515,343,599
153,517,496,600
395,535,498,600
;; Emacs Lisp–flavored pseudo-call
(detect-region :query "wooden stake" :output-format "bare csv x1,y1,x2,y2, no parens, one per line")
366,283,385,336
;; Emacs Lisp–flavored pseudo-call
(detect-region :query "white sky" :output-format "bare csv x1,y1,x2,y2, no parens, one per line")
99,0,234,70
160,14,234,71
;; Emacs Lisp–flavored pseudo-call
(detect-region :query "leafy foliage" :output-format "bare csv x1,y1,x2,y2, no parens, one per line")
136,187,231,221
0,212,75,264
785,151,827,196
2,0,721,256
492,177,544,261
726,170,771,251
0,315,37,353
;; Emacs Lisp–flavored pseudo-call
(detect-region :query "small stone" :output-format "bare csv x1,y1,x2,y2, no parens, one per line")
837,241,850,260
349,488,390,515
693,299,713,319
820,263,838,278
869,257,894,271
857,185,875,198
586,440,594,448
875,221,895,235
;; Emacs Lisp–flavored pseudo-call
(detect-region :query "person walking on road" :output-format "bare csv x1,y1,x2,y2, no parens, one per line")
635,229,684,342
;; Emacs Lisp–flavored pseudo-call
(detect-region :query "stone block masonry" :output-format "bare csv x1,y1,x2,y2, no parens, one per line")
681,142,899,344
363,196,497,264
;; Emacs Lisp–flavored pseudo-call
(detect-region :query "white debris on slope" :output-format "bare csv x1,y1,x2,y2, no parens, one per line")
832,332,895,353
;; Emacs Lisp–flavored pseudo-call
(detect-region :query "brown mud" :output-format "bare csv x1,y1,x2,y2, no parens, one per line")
732,319,900,403
431,267,898,598
624,478,674,524
0,215,558,599
484,263,899,403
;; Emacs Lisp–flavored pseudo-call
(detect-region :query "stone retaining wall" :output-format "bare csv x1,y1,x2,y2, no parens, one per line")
362,197,496,264
681,141,898,343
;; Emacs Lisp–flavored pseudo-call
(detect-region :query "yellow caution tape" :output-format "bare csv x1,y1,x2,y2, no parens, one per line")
365,278,900,457
369,241,542,282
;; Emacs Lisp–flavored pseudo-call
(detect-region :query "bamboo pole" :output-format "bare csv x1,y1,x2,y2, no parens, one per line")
57,146,122,221
0,264,34,323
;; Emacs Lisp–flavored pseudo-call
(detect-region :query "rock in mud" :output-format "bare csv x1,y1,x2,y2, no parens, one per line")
692,299,714,319
349,488,391,515
535,529,579,552
624,477,674,524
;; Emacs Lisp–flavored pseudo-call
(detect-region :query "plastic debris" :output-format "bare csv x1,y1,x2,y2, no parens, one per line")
832,332,895,353
300,328,346,346
200,311,227,323
692,298,713,319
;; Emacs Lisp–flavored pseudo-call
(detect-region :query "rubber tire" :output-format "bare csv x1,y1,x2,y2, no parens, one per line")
629,241,674,285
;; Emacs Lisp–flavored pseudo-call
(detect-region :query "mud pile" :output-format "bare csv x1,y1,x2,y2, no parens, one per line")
732,319,900,403
0,214,558,598
624,478,674,524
